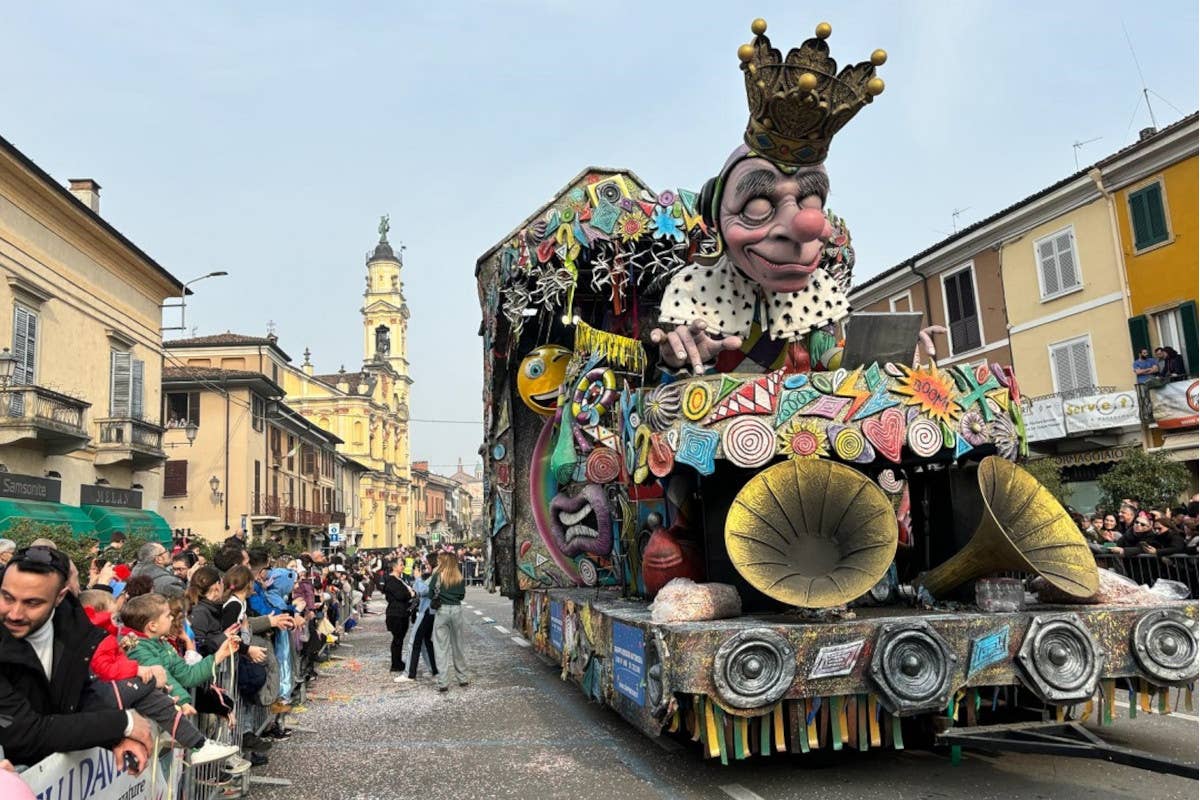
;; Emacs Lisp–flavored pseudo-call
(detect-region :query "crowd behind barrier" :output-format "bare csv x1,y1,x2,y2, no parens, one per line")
0,536,479,799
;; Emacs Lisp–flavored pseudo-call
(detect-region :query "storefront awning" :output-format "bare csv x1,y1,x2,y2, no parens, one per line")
81,505,172,547
1151,430,1200,463
1048,446,1137,468
0,499,97,537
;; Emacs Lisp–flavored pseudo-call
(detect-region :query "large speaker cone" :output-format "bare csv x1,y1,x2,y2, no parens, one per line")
870,621,957,715
1132,610,1199,686
1017,613,1102,703
725,459,898,609
919,457,1099,599
712,628,796,709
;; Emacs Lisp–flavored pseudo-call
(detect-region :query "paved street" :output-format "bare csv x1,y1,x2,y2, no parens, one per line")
252,588,1198,800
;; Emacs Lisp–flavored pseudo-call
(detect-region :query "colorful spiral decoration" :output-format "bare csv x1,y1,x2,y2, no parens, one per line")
643,383,682,431
830,425,869,463
878,468,904,494
683,382,714,421
571,367,618,426
907,417,943,458
721,417,776,468
585,446,622,484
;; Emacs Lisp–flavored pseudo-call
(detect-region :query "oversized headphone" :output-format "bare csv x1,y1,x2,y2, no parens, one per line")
699,175,722,229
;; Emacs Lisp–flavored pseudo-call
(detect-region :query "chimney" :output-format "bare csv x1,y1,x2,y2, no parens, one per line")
68,179,101,213
1138,127,1157,142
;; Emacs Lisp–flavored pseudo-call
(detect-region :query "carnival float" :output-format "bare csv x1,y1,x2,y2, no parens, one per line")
475,18,1198,773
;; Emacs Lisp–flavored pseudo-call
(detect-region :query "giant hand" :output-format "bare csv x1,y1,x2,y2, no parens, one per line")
650,320,743,375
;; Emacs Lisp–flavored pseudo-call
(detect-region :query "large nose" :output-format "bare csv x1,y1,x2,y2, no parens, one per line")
789,207,831,241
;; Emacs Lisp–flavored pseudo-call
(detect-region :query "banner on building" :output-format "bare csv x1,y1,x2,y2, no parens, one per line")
1150,380,1199,430
1063,390,1139,434
20,746,168,800
1022,396,1066,442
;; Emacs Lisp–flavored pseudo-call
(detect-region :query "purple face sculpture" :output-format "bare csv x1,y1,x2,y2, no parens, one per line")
718,156,833,295
548,483,613,558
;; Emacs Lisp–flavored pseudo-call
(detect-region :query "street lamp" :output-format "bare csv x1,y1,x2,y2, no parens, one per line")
0,348,15,389
209,475,223,503
161,271,229,332
184,421,199,445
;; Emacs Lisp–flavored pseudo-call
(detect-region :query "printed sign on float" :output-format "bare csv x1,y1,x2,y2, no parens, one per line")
612,621,645,706
1150,380,1200,429
19,746,168,800
549,601,564,651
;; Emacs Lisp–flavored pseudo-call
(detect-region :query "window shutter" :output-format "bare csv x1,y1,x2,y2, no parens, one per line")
1069,340,1093,390
12,306,36,385
164,459,188,497
1145,184,1168,242
110,351,132,417
1054,231,1078,290
1052,345,1074,392
131,360,145,419
1180,300,1198,375
1037,239,1060,296
1127,315,1151,356
1129,190,1151,248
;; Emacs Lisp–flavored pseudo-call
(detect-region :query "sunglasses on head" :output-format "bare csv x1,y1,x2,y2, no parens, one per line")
10,546,71,581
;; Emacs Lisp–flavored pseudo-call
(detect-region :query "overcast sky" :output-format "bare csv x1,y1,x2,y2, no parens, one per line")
2,1,1196,474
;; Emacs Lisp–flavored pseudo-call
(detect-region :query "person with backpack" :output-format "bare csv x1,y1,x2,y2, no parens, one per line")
382,559,413,674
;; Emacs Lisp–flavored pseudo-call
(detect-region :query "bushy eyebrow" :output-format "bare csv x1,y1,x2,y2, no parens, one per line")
734,169,776,198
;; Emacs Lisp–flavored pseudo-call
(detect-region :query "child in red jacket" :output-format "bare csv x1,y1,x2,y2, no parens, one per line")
79,590,240,767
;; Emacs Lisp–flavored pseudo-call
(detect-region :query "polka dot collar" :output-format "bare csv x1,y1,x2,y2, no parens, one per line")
659,255,850,341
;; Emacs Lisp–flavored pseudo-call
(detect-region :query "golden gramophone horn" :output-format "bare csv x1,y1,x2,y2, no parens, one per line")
725,459,898,609
919,456,1099,599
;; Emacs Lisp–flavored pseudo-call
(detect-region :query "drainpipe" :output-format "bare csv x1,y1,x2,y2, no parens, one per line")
1089,167,1148,448
1088,168,1135,321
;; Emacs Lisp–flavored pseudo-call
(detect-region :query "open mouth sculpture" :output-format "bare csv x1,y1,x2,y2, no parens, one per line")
549,483,614,558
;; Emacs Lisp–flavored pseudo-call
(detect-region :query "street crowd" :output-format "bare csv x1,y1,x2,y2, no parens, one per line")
1074,494,1199,558
0,528,397,796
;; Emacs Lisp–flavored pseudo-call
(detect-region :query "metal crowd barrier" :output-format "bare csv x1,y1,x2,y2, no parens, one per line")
1094,552,1199,599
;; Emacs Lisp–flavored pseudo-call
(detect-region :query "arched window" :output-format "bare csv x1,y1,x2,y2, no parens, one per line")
353,420,364,445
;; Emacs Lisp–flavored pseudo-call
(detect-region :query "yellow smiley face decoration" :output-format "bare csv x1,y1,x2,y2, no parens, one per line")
517,345,571,416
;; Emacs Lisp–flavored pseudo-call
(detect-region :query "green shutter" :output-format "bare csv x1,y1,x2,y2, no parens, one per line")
1145,184,1169,243
1180,300,1198,376
1129,190,1151,248
1128,315,1151,357
1129,184,1170,249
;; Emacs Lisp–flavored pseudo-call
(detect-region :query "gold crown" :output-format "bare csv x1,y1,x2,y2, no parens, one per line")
738,19,886,167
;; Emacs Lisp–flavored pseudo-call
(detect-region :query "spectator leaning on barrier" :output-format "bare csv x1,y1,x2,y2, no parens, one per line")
0,546,154,768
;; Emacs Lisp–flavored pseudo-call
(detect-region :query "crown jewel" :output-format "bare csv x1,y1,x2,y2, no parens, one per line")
738,19,886,167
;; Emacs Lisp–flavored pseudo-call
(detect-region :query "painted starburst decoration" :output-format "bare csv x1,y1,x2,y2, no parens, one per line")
891,364,962,425
777,418,828,460
615,211,649,243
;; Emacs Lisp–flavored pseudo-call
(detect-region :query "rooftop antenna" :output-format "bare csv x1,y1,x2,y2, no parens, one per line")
1121,20,1159,131
951,207,971,233
1072,137,1103,170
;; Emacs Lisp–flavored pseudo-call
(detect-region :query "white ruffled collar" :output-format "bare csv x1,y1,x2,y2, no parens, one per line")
658,255,850,340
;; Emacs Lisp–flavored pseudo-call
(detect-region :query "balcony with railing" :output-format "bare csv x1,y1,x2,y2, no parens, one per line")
0,386,91,454
95,417,166,467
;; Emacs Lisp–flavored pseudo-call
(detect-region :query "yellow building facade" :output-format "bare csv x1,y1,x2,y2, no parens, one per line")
1113,132,1198,372
0,134,182,537
283,222,413,548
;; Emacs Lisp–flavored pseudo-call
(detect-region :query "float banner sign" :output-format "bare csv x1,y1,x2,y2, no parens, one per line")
1063,390,1139,434
612,621,645,706
1150,380,1199,430
1022,396,1066,442
21,746,168,800
549,601,564,651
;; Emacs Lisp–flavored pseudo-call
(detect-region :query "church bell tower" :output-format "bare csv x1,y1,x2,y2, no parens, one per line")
362,215,411,381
